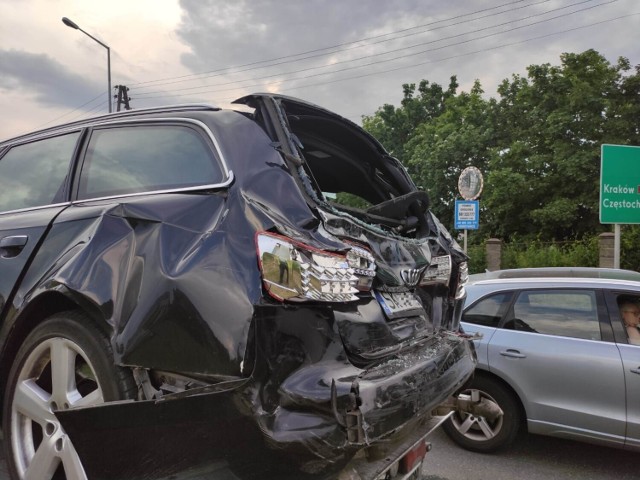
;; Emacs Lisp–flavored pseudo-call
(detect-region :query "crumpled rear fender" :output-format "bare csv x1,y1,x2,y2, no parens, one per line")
10,193,260,378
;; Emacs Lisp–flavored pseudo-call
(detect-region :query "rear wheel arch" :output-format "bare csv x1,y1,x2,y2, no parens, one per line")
3,310,137,479
474,369,527,429
0,292,113,412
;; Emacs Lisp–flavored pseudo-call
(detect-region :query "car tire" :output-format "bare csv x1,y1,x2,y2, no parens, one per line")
2,311,136,480
442,375,522,453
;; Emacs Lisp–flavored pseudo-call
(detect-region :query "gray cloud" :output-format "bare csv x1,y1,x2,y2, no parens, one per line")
0,49,106,109
169,0,640,122
177,0,429,69
170,0,452,115
1,0,637,140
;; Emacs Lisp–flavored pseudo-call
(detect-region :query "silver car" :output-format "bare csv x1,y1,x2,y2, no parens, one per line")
443,267,640,452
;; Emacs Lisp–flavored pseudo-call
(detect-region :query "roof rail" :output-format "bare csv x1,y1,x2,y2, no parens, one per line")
1,103,220,146
470,267,640,283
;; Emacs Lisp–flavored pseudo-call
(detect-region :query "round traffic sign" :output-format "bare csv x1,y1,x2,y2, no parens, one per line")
458,166,484,200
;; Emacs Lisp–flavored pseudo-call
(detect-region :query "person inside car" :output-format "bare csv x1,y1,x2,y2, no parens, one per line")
620,300,640,345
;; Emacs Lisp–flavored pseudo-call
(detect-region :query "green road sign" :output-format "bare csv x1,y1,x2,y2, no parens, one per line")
600,144,640,224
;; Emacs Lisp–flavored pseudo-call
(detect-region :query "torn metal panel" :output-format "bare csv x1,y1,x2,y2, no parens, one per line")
56,385,271,480
37,193,254,377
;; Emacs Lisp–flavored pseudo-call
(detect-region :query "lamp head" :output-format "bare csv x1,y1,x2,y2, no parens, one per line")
62,17,79,29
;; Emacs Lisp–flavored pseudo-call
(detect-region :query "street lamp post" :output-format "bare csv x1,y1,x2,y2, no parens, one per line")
62,17,112,113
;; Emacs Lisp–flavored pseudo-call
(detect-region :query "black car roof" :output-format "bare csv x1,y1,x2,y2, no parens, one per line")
0,104,220,146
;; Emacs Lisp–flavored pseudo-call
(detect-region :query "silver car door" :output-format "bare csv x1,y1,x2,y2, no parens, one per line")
606,290,640,449
618,343,640,448
461,290,515,368
487,288,626,447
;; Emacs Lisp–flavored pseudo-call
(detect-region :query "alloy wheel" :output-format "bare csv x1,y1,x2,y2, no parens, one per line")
10,337,105,480
449,388,503,442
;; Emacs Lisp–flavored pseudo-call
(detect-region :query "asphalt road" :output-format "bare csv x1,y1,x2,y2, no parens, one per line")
423,427,638,480
0,429,637,480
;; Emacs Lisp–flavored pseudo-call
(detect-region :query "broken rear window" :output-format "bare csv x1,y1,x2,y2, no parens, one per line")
286,114,430,237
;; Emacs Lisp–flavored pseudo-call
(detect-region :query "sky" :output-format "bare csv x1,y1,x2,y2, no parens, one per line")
0,0,638,142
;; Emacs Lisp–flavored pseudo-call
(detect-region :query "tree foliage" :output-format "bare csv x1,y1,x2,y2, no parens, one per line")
362,50,640,243
362,77,458,165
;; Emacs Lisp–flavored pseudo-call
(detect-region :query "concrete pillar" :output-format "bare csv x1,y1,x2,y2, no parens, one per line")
486,238,502,272
599,232,615,268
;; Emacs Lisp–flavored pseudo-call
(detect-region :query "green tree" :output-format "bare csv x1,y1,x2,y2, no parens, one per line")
362,49,640,246
405,80,495,226
484,50,640,240
362,77,458,164
622,225,640,271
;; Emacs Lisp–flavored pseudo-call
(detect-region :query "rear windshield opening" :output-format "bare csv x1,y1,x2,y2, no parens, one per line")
287,114,429,237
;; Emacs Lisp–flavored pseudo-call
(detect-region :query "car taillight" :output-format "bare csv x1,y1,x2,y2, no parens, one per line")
456,261,469,299
256,232,375,302
419,256,467,299
346,244,376,291
420,255,452,286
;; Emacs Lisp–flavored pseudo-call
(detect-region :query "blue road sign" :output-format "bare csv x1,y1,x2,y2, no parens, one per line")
455,200,479,230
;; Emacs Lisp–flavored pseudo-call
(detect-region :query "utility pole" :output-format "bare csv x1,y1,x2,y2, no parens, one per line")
114,85,132,111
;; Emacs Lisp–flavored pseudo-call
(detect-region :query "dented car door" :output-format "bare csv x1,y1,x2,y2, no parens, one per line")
0,132,81,351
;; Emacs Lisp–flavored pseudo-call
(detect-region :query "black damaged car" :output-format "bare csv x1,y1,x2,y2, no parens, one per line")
0,94,475,480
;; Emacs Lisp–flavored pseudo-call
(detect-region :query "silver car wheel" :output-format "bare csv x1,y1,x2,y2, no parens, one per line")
10,337,104,480
450,388,503,442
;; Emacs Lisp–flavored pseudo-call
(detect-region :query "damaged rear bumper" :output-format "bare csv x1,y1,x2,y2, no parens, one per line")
56,332,474,479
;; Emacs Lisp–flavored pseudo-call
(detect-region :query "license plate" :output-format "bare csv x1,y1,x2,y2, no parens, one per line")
374,290,424,319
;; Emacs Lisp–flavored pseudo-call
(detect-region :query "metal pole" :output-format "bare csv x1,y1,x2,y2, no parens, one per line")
614,224,621,269
463,229,468,254
62,17,112,113
107,46,111,113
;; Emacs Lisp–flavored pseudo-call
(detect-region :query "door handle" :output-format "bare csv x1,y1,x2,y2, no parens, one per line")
500,349,526,359
630,368,640,375
0,235,28,258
